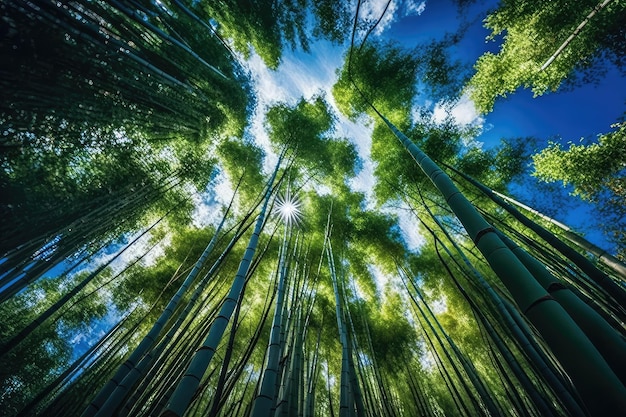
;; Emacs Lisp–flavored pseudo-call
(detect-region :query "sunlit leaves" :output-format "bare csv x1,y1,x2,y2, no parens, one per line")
532,122,626,256
198,0,351,69
216,138,265,204
333,41,419,124
467,0,626,113
265,95,361,189
533,122,626,200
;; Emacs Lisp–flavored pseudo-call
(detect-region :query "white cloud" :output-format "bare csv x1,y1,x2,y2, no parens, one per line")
360,0,399,35
115,231,169,271
244,39,383,203
432,93,485,131
77,229,171,277
359,0,427,35
430,295,448,314
368,263,390,293
406,0,427,15
191,172,234,228
393,204,427,251
245,40,345,172
336,115,376,201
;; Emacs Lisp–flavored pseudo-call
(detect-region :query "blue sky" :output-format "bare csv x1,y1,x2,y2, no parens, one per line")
411,0,625,248
385,0,625,144
238,0,625,252
28,0,624,359
389,0,625,249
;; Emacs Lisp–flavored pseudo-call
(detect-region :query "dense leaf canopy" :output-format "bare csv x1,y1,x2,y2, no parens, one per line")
1,1,625,417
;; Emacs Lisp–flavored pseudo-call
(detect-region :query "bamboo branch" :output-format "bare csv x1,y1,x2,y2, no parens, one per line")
540,0,615,71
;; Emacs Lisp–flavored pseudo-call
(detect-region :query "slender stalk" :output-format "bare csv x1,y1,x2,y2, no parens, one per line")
159,154,284,417
491,189,626,280
374,114,626,416
251,226,291,417
540,0,615,70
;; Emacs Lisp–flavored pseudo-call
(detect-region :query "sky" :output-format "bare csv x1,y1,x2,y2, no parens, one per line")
239,0,625,252
34,0,624,298
24,0,625,359
33,0,623,294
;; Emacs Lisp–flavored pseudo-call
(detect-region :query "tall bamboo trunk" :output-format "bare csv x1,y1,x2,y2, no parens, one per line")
158,154,284,417
490,189,626,280
446,164,626,310
251,226,291,417
374,113,626,416
83,191,239,417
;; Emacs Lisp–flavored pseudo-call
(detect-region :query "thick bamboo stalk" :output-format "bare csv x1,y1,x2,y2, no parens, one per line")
407,194,587,416
159,155,283,417
500,233,626,385
491,189,626,280
375,113,626,416
447,164,626,309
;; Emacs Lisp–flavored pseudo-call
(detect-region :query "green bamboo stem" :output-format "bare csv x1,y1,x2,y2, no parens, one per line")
339,278,366,417
251,226,291,417
500,233,626,385
159,155,283,417
326,238,353,417
84,204,233,416
446,164,626,309
491,189,626,281
374,113,626,416
405,193,586,416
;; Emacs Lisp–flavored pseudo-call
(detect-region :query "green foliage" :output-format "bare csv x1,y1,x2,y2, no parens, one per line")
364,290,416,372
533,122,626,200
216,138,266,204
311,0,353,43
467,0,626,113
414,35,470,101
493,137,537,186
266,95,361,188
266,96,335,156
371,121,427,203
3,1,625,416
198,0,351,69
333,41,419,123
533,122,626,256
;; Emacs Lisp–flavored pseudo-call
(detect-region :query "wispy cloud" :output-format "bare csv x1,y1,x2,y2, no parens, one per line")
432,93,485,131
191,173,233,228
359,0,427,35
245,41,345,170
405,0,427,16
397,207,427,251
77,229,170,278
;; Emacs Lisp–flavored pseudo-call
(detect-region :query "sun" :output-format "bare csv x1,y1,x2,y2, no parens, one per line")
275,193,302,226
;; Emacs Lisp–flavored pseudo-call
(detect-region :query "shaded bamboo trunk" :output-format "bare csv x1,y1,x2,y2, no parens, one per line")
446,164,626,309
374,113,626,416
158,155,284,417
490,189,626,280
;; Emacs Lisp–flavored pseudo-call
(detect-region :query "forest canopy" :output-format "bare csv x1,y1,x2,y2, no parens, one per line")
1,1,625,417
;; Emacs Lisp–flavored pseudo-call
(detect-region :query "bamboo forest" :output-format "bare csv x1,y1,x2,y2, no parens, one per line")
2,0,626,416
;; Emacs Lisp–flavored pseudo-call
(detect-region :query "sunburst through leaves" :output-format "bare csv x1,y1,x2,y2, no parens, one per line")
275,193,303,226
